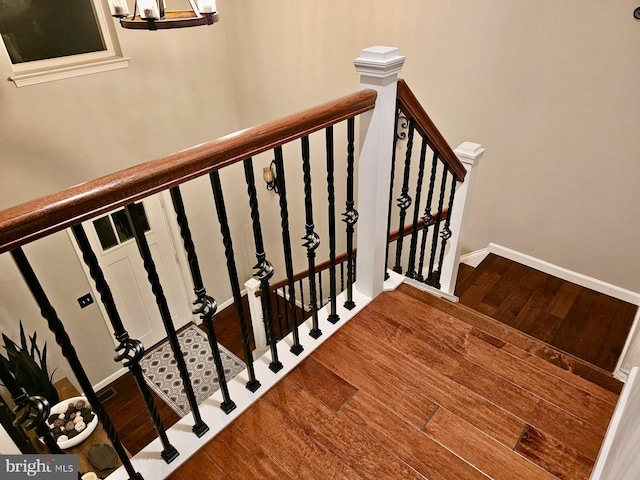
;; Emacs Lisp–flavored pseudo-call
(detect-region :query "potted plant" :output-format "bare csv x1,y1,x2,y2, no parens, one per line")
0,321,59,406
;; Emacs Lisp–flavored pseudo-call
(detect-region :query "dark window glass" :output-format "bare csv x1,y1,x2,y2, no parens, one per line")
92,216,118,251
111,203,150,243
0,0,106,64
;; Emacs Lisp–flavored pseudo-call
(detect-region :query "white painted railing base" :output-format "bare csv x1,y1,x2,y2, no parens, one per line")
105,275,401,480
590,366,640,480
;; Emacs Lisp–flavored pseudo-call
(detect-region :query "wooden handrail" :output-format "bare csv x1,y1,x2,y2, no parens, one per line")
396,79,467,181
0,89,377,254
264,209,448,294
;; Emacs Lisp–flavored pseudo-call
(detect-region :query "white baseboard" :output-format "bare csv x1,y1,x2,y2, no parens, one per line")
215,289,247,313
459,248,489,268
92,367,128,392
488,243,640,306
614,307,640,382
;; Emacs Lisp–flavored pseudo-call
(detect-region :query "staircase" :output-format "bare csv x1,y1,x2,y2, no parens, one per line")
168,282,616,480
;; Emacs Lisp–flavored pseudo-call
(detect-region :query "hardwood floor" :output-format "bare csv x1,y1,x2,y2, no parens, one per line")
455,254,636,376
166,286,617,480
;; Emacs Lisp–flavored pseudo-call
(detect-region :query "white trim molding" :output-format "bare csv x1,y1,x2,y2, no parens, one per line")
459,248,490,268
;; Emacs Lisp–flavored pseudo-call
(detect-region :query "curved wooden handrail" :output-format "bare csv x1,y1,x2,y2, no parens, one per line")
397,79,467,181
0,89,377,254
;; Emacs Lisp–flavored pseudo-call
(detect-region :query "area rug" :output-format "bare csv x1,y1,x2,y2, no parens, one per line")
139,323,245,417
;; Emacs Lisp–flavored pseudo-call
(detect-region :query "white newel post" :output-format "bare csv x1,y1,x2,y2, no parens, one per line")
244,278,268,358
353,46,405,299
437,142,485,296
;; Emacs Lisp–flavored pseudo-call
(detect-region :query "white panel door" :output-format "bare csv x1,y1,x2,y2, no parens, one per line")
82,195,192,349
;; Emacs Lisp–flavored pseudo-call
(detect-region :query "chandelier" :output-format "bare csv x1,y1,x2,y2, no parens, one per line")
107,0,219,30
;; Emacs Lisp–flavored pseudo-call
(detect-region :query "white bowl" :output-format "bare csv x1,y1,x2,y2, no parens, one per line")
46,396,98,449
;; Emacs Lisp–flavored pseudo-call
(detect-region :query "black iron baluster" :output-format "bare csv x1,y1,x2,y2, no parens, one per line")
318,270,324,308
204,176,261,396
274,287,284,341
405,138,429,279
340,262,345,292
433,174,459,289
342,117,358,309
300,135,322,339
325,126,340,324
0,392,37,453
10,248,143,480
417,151,439,282
170,186,260,396
384,107,405,279
426,168,449,286
243,158,283,373
298,279,305,320
123,204,209,437
274,146,304,355
0,359,61,455
393,120,415,274
71,224,179,462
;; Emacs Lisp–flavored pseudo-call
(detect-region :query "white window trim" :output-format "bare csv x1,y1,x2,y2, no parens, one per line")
3,0,130,87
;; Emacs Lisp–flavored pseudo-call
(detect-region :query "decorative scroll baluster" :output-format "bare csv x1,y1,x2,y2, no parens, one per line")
203,177,261,395
243,158,283,373
274,146,304,355
433,174,458,289
405,138,429,279
0,360,61,455
416,152,439,282
71,224,179,462
384,108,403,279
426,169,449,285
0,392,37,453
300,135,322,338
123,204,209,436
325,126,340,324
393,119,415,274
342,117,358,309
9,248,143,480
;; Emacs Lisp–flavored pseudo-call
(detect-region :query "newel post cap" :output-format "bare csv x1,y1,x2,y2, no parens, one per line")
454,142,485,165
354,46,406,78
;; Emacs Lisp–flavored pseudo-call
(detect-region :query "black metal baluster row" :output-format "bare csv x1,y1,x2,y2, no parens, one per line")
416,152,439,282
426,169,448,285
433,173,458,289
393,120,415,274
10,247,143,480
384,107,404,280
326,126,340,324
71,223,179,463
405,138,429,279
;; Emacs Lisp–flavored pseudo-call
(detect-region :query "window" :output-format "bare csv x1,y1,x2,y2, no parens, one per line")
0,0,129,87
93,203,151,251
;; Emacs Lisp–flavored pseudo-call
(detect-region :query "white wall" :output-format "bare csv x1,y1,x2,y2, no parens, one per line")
223,0,640,294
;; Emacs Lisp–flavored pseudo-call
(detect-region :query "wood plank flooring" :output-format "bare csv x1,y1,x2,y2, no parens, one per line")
166,286,617,480
455,254,637,376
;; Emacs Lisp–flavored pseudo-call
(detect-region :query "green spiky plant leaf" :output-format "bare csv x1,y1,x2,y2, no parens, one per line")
0,322,59,406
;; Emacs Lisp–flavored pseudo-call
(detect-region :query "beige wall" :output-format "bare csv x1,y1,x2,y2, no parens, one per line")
223,0,640,293
1,0,640,388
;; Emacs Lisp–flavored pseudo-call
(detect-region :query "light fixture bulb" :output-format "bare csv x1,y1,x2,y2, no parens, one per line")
108,0,130,17
136,0,161,19
197,0,217,13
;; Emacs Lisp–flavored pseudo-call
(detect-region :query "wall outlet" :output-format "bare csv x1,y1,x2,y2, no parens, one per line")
78,293,94,308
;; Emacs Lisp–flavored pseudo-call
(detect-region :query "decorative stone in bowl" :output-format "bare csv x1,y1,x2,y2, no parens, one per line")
45,396,98,449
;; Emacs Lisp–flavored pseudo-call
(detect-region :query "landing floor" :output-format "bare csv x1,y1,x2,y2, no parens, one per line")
166,286,617,480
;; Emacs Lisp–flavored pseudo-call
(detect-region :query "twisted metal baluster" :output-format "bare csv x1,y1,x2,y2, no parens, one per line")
71,224,179,462
274,146,304,355
0,391,36,453
342,117,358,309
10,248,143,480
243,158,283,373
384,106,403,279
405,138,429,279
0,360,60,454
326,126,339,324
426,169,449,285
433,174,459,289
175,182,260,396
416,151,439,282
300,135,322,338
123,204,209,437
393,120,415,274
